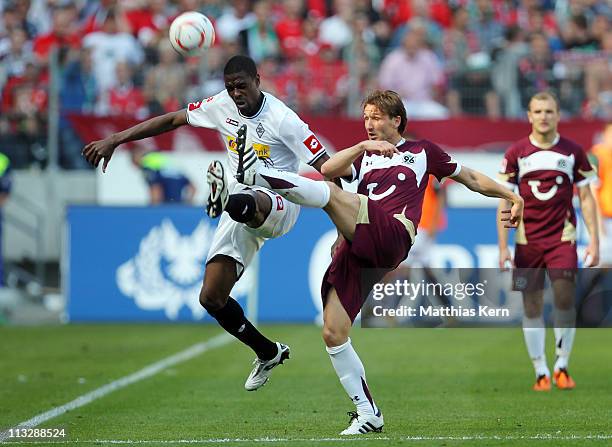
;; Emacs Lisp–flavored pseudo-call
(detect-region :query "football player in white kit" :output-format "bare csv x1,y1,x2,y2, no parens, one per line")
82,55,333,391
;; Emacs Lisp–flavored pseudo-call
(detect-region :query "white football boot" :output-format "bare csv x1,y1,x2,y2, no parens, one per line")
206,160,229,218
340,410,384,435
244,342,290,391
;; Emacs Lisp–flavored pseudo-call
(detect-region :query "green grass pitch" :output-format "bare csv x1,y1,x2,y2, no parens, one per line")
1,324,611,446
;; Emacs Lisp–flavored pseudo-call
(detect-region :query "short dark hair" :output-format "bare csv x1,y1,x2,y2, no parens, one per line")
224,55,258,78
362,90,407,135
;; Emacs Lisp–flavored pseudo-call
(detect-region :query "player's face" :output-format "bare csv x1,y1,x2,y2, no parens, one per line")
224,71,261,115
527,98,560,136
363,104,400,142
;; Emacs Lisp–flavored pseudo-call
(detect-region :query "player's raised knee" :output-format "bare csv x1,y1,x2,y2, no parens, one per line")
199,286,228,312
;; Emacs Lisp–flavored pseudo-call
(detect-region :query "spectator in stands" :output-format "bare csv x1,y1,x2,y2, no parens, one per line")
444,6,500,118
216,0,255,43
305,43,349,114
583,30,612,119
0,150,12,285
517,32,559,110
59,47,97,168
32,2,80,62
83,8,144,94
319,0,353,50
469,0,504,54
238,0,280,63
124,0,172,49
378,20,447,119
297,15,322,59
561,14,599,52
1,0,37,38
0,28,33,93
131,149,195,205
275,0,304,59
389,0,444,55
106,61,144,117
81,0,118,35
492,25,529,118
143,40,185,115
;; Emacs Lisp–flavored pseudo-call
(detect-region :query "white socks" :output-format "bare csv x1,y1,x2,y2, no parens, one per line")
522,317,549,377
523,314,576,376
553,308,576,370
254,166,331,208
326,338,378,416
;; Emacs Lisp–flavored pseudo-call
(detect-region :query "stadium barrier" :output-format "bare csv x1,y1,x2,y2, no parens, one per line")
66,205,598,324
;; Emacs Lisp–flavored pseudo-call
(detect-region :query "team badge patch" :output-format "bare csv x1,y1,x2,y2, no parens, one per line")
256,122,265,138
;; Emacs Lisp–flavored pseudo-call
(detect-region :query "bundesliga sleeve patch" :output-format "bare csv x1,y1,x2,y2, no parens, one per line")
303,135,323,155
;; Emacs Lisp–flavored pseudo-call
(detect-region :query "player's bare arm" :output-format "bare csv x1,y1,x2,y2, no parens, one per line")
321,140,399,179
82,110,189,172
578,184,600,266
497,199,514,269
454,166,524,227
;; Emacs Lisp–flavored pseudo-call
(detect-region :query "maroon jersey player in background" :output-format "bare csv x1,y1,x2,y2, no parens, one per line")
217,90,523,435
497,91,599,392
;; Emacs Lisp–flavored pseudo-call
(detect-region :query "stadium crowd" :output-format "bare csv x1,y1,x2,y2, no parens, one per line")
0,0,610,168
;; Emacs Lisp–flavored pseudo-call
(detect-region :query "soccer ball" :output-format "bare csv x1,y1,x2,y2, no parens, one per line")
169,12,215,56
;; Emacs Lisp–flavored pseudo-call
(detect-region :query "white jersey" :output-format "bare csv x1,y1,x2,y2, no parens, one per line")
186,90,326,177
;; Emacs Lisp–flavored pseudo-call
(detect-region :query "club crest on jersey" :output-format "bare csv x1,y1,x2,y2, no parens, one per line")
256,122,265,138
226,118,239,126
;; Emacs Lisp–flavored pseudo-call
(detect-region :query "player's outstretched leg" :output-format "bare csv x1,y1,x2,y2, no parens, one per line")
323,289,383,435
234,124,332,207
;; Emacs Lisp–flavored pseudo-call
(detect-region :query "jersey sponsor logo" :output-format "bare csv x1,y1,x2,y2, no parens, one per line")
517,152,575,181
256,122,265,138
226,118,239,126
527,176,564,201
226,136,270,158
303,134,323,155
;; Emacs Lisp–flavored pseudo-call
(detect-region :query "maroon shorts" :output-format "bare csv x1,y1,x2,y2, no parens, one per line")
513,242,577,292
321,197,412,322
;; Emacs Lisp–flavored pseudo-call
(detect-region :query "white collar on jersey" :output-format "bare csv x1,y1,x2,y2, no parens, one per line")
238,92,267,120
395,138,406,147
529,133,560,149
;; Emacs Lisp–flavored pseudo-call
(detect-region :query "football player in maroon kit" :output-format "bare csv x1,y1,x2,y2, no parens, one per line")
210,90,523,435
497,91,599,392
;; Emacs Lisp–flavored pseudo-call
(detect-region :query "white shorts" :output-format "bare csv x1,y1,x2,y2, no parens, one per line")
402,230,434,268
600,217,612,266
206,184,300,277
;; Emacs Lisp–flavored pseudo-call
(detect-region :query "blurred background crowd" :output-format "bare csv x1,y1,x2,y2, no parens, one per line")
0,0,610,168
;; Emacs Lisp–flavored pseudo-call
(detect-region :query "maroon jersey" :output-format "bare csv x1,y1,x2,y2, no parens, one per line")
351,139,460,228
498,135,596,245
